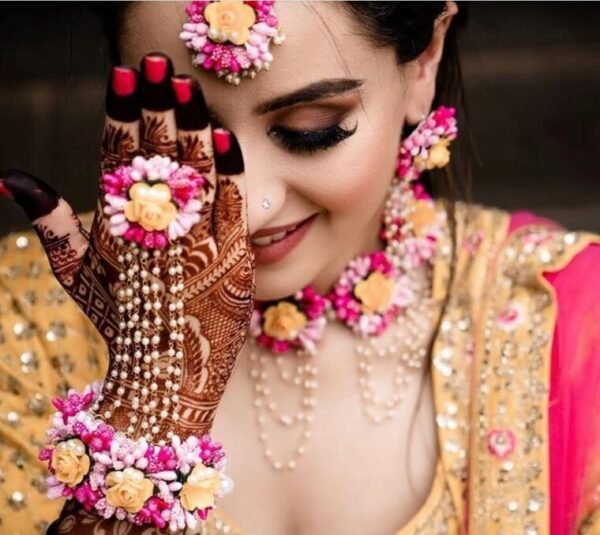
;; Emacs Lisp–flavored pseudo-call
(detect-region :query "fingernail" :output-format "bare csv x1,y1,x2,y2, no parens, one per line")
172,76,193,104
112,66,137,96
140,53,174,112
0,179,14,199
107,66,140,122
214,129,244,175
1,170,59,220
143,54,168,84
213,129,231,154
173,76,209,130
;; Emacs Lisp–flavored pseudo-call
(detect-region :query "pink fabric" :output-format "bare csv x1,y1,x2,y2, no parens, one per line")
508,210,562,234
509,212,600,533
545,243,600,533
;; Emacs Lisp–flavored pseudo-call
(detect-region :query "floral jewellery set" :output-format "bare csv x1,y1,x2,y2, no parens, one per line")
37,1,456,531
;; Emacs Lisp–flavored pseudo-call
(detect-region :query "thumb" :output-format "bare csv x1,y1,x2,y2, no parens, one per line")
0,169,89,290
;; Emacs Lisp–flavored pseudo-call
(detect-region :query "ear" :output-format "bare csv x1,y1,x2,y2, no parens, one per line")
404,1,458,126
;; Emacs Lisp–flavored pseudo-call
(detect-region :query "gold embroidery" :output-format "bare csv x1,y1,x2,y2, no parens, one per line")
468,225,596,534
430,203,511,529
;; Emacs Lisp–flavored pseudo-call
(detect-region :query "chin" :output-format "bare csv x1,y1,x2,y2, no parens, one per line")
254,266,318,302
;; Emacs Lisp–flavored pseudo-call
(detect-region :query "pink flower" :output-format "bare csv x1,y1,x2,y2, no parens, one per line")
180,1,284,85
330,252,412,336
497,302,525,332
487,428,516,459
101,156,206,250
74,481,102,511
252,286,327,354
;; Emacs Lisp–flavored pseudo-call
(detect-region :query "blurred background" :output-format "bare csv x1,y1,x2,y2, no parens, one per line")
1,1,599,236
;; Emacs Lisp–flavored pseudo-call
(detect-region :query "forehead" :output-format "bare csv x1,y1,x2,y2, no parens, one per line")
122,1,395,105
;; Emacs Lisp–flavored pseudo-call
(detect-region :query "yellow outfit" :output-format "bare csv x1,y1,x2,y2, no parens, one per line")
0,205,599,534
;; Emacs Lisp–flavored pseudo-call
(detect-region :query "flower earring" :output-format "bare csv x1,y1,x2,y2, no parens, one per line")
397,105,458,183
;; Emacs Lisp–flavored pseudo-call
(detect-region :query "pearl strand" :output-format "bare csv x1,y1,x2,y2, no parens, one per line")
126,248,150,436
249,347,318,471
92,237,188,443
164,244,185,440
135,248,162,442
355,283,430,424
93,239,139,421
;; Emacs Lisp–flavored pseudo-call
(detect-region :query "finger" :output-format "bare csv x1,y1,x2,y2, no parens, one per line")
212,129,249,248
139,53,177,158
0,169,89,290
172,75,216,205
101,66,141,175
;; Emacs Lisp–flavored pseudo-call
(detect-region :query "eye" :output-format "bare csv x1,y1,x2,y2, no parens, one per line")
267,123,358,154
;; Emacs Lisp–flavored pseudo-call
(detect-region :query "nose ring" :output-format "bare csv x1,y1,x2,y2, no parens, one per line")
261,198,271,210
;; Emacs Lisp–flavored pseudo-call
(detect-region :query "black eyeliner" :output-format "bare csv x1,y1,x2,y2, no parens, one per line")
268,123,358,154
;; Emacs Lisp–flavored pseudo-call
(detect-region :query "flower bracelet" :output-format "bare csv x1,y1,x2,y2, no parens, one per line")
39,382,233,532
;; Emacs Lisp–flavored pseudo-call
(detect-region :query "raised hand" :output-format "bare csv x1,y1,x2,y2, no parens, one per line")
0,52,255,439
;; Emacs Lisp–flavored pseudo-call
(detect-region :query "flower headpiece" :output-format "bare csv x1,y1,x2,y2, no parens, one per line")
179,0,286,86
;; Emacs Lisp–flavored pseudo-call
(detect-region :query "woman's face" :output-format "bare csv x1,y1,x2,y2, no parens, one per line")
122,2,443,301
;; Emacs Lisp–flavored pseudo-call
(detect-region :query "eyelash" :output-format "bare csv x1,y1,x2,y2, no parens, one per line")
267,123,358,154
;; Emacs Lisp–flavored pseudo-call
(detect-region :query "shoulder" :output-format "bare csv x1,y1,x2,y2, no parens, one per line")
449,202,599,279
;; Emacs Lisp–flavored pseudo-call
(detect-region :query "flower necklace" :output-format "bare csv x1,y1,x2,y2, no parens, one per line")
247,106,457,471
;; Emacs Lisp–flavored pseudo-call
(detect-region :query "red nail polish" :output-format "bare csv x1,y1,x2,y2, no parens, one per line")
172,77,193,104
144,55,168,84
0,180,13,199
213,129,231,154
112,67,137,97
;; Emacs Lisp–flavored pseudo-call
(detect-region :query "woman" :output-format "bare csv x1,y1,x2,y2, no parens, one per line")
0,1,598,533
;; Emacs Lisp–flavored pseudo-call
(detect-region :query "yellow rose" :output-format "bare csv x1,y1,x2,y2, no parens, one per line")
407,200,437,236
426,140,451,169
105,467,154,514
180,463,222,512
124,182,177,232
52,439,90,487
354,272,394,314
204,0,256,45
263,302,307,341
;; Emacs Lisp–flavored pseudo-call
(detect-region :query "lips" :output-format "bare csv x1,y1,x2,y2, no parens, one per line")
251,214,318,265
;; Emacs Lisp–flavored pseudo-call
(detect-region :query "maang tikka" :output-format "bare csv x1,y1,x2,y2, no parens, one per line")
179,0,286,86
247,106,458,471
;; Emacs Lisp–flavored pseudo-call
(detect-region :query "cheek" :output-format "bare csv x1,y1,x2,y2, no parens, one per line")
296,125,398,217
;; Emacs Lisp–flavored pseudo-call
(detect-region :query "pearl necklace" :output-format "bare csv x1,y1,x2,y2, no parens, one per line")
247,174,442,472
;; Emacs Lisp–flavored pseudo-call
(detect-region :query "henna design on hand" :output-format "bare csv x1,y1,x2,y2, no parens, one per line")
178,135,214,174
101,123,138,173
48,499,167,534
7,54,255,531
34,223,82,288
140,115,178,158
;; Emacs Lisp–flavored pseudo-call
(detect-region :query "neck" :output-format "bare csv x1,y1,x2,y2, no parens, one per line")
311,210,387,295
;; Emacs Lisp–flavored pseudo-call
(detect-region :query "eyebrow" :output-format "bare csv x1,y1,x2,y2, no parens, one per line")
205,78,365,126
252,78,365,115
